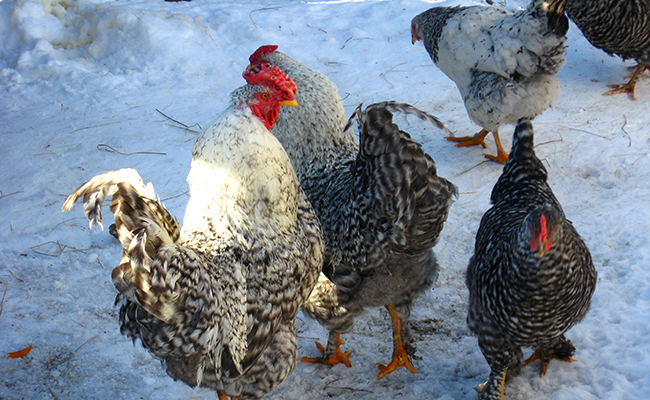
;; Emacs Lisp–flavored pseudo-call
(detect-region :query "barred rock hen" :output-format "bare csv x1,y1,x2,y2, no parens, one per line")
245,46,457,379
566,0,650,100
411,0,569,163
466,119,597,400
62,69,324,399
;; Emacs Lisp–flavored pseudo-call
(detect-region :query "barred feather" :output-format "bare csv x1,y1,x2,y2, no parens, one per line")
343,101,452,135
245,47,456,370
466,119,597,399
567,0,650,65
63,82,324,399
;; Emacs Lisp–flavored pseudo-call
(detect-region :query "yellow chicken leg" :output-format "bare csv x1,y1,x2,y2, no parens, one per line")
446,129,509,163
604,64,649,101
374,304,419,379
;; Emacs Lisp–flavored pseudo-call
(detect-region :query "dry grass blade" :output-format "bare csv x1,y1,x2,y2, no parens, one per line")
456,159,491,176
29,241,93,257
97,143,166,156
339,36,373,50
47,386,59,400
557,124,610,139
0,190,22,200
621,114,631,147
0,282,7,321
73,335,99,354
160,190,189,202
0,361,34,375
380,62,406,88
95,386,145,396
34,143,82,157
324,377,374,394
156,108,201,133
70,121,120,134
249,5,282,27
46,335,99,369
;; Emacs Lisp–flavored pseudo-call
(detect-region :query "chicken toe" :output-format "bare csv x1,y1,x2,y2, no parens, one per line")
446,129,489,148
604,64,649,101
522,346,577,378
299,331,352,367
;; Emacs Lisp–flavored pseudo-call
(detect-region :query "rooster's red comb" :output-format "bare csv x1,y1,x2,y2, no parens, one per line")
243,61,297,99
249,45,279,64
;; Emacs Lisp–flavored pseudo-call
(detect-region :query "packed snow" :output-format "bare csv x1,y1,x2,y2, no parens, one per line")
1,0,648,399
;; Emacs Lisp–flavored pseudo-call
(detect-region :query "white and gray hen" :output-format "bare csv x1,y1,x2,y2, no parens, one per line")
411,0,569,163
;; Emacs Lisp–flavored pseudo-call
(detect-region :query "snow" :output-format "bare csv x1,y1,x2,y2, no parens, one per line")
0,0,648,398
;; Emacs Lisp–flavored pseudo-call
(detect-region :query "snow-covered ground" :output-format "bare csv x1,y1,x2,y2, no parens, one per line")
1,0,648,398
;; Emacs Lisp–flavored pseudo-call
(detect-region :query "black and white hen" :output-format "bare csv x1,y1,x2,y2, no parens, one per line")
62,69,324,399
567,0,650,99
466,119,597,399
411,0,569,163
245,47,457,379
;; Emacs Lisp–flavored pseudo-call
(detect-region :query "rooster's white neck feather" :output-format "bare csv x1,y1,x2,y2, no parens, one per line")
181,105,299,240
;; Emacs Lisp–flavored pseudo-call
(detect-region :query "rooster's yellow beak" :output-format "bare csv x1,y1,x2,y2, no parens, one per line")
279,99,298,107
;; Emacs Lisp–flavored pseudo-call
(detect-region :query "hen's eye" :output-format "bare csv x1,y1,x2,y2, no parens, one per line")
261,93,271,100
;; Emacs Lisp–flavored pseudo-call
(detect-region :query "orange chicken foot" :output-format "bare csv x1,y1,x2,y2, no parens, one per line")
522,346,577,378
446,129,509,163
604,64,649,101
374,304,419,379
299,331,352,368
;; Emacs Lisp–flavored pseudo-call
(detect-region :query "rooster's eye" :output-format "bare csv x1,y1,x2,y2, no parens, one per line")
261,93,271,100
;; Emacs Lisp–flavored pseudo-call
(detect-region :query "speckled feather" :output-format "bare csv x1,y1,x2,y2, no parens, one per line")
567,0,650,65
62,84,324,399
246,48,457,360
412,0,569,132
465,119,596,399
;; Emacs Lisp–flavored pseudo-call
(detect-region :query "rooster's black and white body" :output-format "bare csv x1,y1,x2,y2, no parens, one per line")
245,47,457,379
63,76,323,399
411,0,568,162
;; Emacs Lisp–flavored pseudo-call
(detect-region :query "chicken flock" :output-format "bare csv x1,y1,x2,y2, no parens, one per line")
60,0,650,398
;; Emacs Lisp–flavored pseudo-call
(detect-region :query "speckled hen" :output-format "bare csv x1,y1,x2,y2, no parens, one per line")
466,119,597,399
411,0,569,163
62,67,324,399
566,0,650,99
244,46,457,379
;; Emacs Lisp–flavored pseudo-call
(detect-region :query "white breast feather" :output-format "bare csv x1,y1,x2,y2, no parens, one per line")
182,106,299,238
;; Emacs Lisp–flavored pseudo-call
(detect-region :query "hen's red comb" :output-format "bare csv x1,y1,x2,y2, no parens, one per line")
249,45,279,64
244,61,297,99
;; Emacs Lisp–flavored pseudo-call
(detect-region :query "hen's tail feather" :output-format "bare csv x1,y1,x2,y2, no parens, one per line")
344,101,451,135
62,168,180,245
348,102,457,256
62,168,182,313
510,118,537,161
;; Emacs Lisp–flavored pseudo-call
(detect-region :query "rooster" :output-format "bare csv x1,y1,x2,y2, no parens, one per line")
411,0,569,163
62,65,324,399
466,119,597,399
566,0,650,100
245,47,457,380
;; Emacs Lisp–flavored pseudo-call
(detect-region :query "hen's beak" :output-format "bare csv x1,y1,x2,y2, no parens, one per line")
279,99,298,107
411,35,417,45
